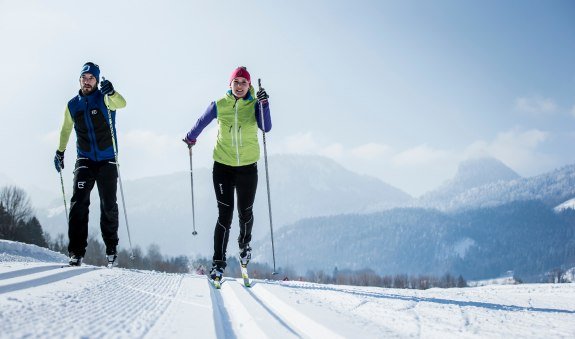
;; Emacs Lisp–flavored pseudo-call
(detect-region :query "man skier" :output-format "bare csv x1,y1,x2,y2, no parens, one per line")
54,62,126,267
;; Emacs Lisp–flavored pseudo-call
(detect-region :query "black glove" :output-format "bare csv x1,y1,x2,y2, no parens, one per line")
257,88,269,102
100,79,115,96
54,150,65,172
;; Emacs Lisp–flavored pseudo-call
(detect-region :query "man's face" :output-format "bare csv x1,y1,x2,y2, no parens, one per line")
230,77,250,98
80,73,98,95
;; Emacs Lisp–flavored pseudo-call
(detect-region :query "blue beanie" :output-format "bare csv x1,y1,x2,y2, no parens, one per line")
80,62,100,82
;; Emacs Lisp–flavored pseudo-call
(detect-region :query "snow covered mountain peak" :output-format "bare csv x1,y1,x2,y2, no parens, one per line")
420,156,520,203
452,156,520,188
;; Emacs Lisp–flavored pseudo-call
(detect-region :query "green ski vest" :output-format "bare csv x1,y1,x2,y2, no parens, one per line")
213,89,260,166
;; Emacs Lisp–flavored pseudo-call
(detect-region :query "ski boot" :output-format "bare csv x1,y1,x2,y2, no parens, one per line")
107,254,118,268
210,263,224,289
68,254,83,266
239,244,251,287
239,244,251,266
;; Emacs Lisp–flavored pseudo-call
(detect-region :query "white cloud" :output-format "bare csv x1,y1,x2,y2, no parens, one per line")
465,128,549,173
392,144,451,167
41,130,60,144
123,130,181,153
276,133,392,162
119,128,218,179
274,132,348,160
350,142,392,159
515,96,557,115
274,132,458,196
273,129,557,196
320,143,345,159
278,132,321,154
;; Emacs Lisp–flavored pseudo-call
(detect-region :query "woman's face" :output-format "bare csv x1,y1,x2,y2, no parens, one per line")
230,77,250,98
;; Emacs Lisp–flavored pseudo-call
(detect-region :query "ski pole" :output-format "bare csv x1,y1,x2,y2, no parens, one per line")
58,168,69,223
102,77,135,260
187,145,198,236
258,78,278,275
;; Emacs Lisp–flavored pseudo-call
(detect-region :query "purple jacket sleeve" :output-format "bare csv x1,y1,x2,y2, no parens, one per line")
255,101,272,132
186,102,217,141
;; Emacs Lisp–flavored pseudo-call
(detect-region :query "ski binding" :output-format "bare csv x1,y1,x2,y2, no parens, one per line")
240,264,251,287
211,277,222,289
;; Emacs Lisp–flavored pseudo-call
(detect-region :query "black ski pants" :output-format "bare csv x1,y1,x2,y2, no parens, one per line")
68,158,119,257
212,161,258,268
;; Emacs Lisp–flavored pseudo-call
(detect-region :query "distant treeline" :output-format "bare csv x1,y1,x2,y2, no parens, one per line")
0,185,189,273
48,233,190,273
0,186,47,247
305,268,468,289
188,257,469,289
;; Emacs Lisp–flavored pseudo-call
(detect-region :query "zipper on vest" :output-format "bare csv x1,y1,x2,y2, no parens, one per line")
234,102,240,165
85,97,99,161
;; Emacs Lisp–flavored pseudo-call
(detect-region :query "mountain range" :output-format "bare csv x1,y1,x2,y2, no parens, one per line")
253,200,575,281
36,154,412,256
418,157,521,209
25,154,575,279
419,161,575,211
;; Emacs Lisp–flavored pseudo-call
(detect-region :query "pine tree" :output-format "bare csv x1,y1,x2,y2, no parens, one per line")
14,217,47,248
0,203,9,239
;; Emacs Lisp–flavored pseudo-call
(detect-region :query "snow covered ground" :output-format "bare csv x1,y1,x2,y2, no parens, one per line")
554,198,575,212
1,240,574,338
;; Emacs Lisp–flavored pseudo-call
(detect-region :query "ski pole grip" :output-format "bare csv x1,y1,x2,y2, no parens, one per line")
258,78,262,90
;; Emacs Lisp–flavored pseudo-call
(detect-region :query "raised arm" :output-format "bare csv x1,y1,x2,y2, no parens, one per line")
185,101,217,142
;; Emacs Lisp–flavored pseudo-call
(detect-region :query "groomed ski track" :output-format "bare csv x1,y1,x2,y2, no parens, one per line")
0,262,347,338
2,261,575,338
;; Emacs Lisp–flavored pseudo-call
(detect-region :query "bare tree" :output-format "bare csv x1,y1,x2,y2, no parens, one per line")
0,186,34,239
1,186,33,223
393,274,408,289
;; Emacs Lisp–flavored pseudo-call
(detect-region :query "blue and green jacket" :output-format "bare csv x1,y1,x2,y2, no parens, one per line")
58,90,126,161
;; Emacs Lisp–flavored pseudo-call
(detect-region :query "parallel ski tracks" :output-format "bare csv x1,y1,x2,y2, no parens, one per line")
210,278,344,339
0,263,98,294
2,261,575,338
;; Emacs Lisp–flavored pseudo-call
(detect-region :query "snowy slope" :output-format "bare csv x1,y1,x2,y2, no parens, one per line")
554,197,575,212
419,162,575,211
1,241,575,338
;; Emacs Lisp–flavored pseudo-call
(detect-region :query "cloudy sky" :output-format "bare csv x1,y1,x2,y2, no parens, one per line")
1,0,574,200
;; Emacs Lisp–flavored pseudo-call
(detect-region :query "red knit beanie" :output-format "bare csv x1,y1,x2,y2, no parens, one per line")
229,66,251,84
